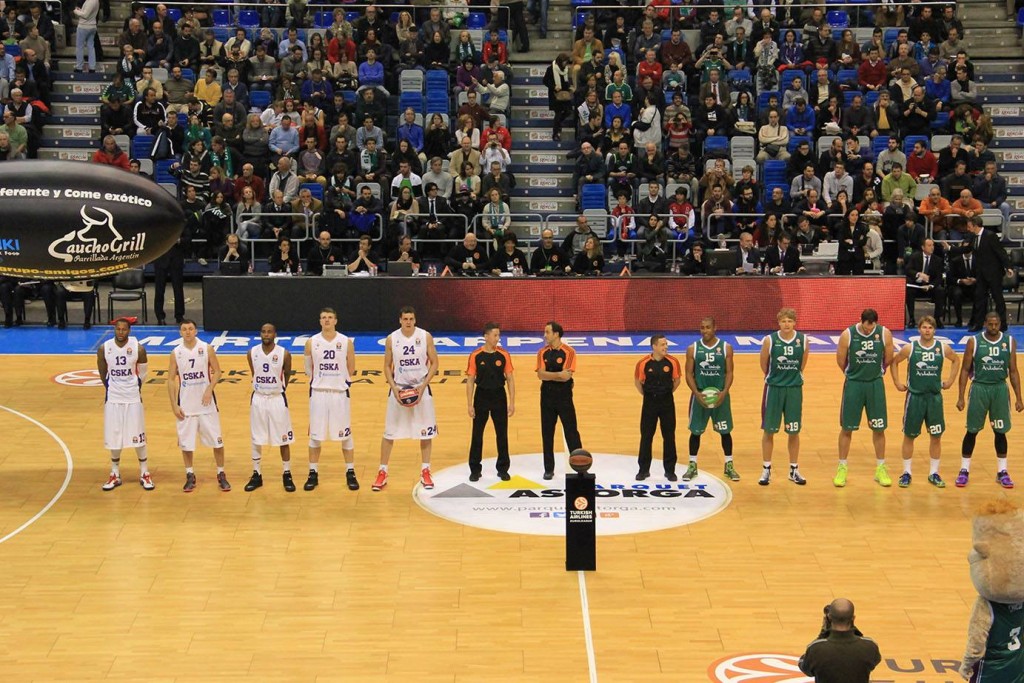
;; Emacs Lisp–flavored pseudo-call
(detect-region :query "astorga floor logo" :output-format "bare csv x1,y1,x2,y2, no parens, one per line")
413,453,733,536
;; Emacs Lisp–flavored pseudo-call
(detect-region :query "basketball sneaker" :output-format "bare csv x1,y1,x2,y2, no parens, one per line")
833,463,848,487
955,469,970,487
183,472,197,493
303,470,318,491
927,473,946,488
140,473,155,491
102,474,122,491
898,472,912,488
217,472,231,492
244,471,263,491
346,470,360,491
420,468,434,490
723,462,740,481
997,470,1015,489
789,468,806,486
283,471,296,492
372,468,388,491
875,463,892,487
682,462,699,481
758,466,771,486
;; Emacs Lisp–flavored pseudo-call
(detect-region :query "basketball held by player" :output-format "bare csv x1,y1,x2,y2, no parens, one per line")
168,319,229,492
245,323,296,492
373,306,440,492
305,308,360,492
97,318,153,491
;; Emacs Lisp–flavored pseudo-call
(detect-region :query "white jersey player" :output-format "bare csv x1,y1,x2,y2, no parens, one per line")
304,307,360,492
372,306,439,492
168,319,229,493
96,318,152,491
245,323,296,492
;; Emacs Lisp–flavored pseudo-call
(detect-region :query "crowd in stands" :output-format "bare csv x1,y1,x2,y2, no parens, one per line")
550,0,1012,283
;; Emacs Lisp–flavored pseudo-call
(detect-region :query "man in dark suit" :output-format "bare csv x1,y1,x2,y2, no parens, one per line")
733,231,762,274
966,215,1013,331
417,181,454,258
949,239,978,327
765,234,804,274
153,219,190,326
905,239,946,327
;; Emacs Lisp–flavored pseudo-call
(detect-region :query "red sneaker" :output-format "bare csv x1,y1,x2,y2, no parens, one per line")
140,472,155,490
372,468,388,491
420,467,434,490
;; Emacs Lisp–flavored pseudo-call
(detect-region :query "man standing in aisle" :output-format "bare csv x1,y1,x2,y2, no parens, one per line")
466,322,516,482
966,215,1013,332
834,308,894,488
536,321,583,480
955,311,1023,488
634,334,682,481
97,318,153,491
305,308,360,492
890,316,961,488
684,317,740,483
373,306,439,491
759,308,808,486
168,319,229,492
245,323,296,492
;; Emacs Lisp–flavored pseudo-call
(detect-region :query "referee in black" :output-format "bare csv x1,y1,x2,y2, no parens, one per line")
536,321,583,479
635,334,682,481
466,322,516,482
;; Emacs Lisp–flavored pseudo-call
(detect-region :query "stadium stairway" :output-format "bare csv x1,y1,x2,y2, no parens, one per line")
505,0,580,240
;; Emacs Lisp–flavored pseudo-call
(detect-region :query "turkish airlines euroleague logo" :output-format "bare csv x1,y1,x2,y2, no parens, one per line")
708,654,812,683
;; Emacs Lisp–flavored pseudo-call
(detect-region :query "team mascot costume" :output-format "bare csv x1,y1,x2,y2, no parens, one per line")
959,500,1024,682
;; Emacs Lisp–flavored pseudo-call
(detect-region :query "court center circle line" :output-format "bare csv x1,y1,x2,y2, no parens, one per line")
0,405,74,546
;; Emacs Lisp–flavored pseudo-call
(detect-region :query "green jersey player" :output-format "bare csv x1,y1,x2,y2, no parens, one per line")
759,308,810,486
684,317,738,482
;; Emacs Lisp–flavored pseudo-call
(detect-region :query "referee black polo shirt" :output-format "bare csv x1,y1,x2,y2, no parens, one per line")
536,343,577,394
635,353,681,396
467,346,514,392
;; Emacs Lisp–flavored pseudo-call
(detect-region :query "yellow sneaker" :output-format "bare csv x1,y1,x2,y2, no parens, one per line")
874,463,892,487
833,463,848,488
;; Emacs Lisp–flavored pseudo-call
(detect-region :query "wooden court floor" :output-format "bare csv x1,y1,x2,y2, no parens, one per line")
0,351,1017,682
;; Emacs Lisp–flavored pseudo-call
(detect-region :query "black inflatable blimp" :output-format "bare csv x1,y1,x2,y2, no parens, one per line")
0,161,184,280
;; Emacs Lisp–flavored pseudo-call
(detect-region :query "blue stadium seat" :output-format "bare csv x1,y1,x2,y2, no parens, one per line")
883,28,900,49
212,9,231,26
836,69,858,85
762,160,787,183
872,135,890,157
703,136,729,156
345,11,360,22
399,92,424,113
572,0,594,5
341,90,357,103
843,91,857,107
1018,7,1024,26
250,90,271,110
131,135,155,159
144,7,156,21
864,90,880,106
212,28,230,42
425,69,449,90
426,94,449,114
238,10,260,27
177,113,187,127
5,44,19,57
826,10,849,28
181,68,195,82
580,183,606,210
932,111,951,130
467,12,487,29
779,70,802,91
314,11,332,28
903,135,930,155
757,90,780,111
166,7,182,23
155,160,176,184
788,136,811,153
727,69,751,85
301,183,324,200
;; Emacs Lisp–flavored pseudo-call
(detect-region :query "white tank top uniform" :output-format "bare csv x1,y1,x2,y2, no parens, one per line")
384,327,438,440
250,343,294,447
173,340,224,450
308,331,354,444
102,337,146,449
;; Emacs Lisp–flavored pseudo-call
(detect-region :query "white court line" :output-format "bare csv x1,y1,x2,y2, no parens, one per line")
563,433,598,682
0,405,74,546
578,570,598,683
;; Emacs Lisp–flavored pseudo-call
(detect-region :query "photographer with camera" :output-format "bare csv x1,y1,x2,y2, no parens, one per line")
798,599,881,682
